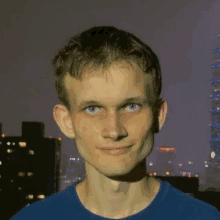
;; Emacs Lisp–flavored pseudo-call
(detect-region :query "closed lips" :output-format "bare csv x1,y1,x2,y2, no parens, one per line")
102,146,131,150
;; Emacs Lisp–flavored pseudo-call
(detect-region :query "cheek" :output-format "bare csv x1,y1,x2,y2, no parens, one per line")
75,117,100,139
129,111,153,132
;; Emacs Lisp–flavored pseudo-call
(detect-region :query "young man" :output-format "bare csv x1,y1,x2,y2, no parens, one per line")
53,59,166,219
11,26,220,219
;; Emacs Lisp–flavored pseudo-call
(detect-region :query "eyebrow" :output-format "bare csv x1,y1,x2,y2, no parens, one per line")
78,96,147,109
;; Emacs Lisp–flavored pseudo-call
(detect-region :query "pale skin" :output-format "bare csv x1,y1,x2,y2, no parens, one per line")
53,60,168,219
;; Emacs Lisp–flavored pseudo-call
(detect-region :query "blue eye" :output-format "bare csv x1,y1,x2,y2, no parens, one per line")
84,104,142,115
84,106,98,114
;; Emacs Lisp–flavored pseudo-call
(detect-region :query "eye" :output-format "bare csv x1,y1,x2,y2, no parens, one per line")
125,103,141,112
84,103,142,115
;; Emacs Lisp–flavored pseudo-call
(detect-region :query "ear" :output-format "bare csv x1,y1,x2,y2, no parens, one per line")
53,104,75,139
158,99,168,131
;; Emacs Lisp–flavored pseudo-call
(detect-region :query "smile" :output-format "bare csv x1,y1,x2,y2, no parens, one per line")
99,145,132,156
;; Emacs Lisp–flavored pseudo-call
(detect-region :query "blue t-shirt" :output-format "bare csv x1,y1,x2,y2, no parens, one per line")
11,179,220,219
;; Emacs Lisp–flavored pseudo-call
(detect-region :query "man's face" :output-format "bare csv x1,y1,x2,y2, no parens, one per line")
64,61,155,178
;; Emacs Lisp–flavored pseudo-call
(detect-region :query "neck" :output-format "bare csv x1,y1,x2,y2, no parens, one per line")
78,160,155,218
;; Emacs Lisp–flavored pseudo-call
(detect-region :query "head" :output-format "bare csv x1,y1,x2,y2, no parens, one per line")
52,26,168,181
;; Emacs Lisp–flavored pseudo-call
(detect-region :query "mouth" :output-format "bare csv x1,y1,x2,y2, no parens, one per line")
99,145,133,156
101,145,132,150
105,146,129,150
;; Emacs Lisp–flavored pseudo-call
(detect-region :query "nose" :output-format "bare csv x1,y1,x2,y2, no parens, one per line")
102,113,128,141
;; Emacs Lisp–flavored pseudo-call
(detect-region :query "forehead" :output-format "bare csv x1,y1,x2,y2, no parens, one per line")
66,61,151,88
89,61,147,83
65,61,153,105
